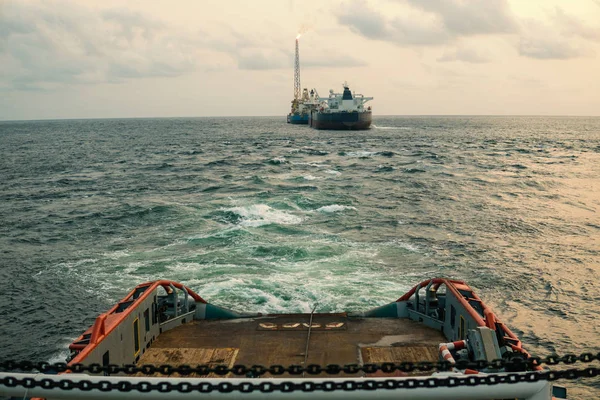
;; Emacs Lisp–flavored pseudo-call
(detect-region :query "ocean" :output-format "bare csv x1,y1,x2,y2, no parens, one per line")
0,116,599,398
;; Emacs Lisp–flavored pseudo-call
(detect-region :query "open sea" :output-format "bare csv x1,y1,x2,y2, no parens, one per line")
0,116,599,398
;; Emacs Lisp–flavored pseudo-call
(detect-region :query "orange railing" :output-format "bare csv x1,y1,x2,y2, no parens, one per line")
68,280,206,365
396,278,540,369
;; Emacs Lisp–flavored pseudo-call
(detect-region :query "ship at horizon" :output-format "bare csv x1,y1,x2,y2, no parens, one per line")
287,36,317,124
287,87,320,124
309,83,373,130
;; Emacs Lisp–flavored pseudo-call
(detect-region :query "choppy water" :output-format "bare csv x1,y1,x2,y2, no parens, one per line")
1,116,599,398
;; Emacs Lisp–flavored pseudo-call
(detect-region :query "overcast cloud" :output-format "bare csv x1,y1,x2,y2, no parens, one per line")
0,1,369,91
335,0,600,61
404,0,518,36
337,0,517,47
0,3,201,90
0,0,599,119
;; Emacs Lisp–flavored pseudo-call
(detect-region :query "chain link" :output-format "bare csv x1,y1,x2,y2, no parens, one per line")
1,368,599,394
1,352,599,376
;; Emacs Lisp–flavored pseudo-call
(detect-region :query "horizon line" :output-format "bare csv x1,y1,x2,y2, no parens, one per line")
2,114,600,123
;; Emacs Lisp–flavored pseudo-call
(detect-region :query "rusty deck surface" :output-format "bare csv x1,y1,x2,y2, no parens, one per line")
137,314,445,378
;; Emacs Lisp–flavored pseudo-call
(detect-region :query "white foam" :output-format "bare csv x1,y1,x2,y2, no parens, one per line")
47,338,76,364
269,157,287,164
103,250,130,260
182,246,419,314
373,125,411,130
63,258,99,268
387,240,420,252
47,222,429,319
118,262,140,275
346,151,377,157
377,164,396,170
290,161,330,168
325,170,342,176
224,204,302,227
166,262,204,273
316,205,356,213
303,175,320,181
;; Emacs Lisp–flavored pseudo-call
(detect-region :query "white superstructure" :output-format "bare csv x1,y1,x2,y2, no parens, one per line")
317,82,373,113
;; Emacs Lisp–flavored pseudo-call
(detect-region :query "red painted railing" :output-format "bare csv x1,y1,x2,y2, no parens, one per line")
396,278,539,369
68,280,206,365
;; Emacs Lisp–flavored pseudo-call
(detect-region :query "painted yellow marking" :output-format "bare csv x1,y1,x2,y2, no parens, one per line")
133,318,141,357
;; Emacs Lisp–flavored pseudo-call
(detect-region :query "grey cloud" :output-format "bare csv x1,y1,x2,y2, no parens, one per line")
0,18,35,39
553,7,600,41
336,0,599,61
1,2,364,90
212,26,367,71
385,15,450,45
337,4,389,40
100,9,165,45
405,0,518,36
336,0,517,47
518,13,598,60
337,1,450,45
203,29,291,69
0,2,202,91
102,8,164,29
518,36,587,60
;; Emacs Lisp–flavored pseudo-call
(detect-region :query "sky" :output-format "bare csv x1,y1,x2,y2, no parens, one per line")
1,0,599,120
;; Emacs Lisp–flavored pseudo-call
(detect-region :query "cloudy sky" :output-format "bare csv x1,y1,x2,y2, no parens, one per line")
1,0,599,120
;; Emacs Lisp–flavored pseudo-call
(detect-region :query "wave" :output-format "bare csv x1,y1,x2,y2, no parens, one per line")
315,205,356,213
221,204,302,227
372,125,411,130
343,151,377,158
267,157,287,165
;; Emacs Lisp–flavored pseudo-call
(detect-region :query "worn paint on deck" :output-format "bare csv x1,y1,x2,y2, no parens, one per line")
136,314,445,378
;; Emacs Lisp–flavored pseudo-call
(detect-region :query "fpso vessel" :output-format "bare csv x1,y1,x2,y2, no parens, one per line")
0,278,570,399
309,83,373,130
287,88,319,124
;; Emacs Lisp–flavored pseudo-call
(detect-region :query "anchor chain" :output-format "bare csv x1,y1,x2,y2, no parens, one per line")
1,352,599,376
0,368,599,394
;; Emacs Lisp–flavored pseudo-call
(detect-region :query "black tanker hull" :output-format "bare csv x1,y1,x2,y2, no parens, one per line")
309,110,372,130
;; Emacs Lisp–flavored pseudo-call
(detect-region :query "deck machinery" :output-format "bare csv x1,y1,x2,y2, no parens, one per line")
0,278,570,399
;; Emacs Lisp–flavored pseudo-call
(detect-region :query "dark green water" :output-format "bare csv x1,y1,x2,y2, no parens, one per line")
1,116,599,397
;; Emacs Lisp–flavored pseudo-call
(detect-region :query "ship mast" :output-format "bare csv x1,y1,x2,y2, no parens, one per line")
294,38,301,100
